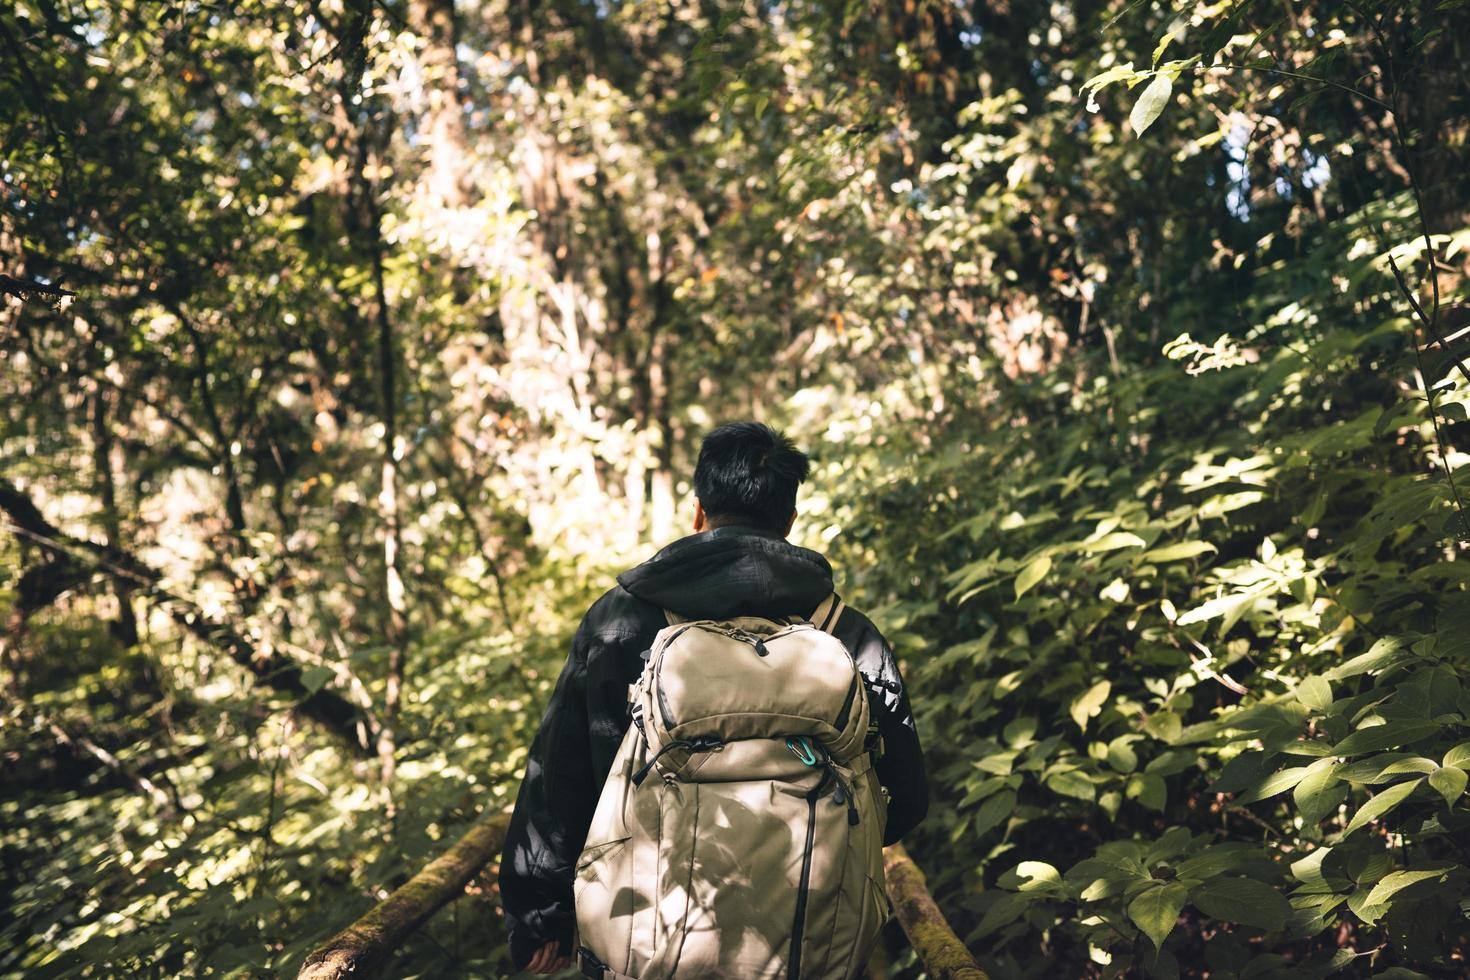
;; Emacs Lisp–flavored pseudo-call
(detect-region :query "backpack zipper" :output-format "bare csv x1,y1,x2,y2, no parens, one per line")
787,771,828,979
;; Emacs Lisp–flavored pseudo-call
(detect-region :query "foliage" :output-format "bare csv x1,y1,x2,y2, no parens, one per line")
3,0,1468,977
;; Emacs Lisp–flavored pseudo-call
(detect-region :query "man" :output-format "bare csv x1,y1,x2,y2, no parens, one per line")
499,421,928,975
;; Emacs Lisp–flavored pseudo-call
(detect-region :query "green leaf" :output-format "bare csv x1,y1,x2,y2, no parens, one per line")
1293,759,1344,829
1047,769,1097,802
1325,638,1403,680
1142,540,1216,562
1444,742,1470,768
1174,842,1267,880
1129,72,1173,137
1107,736,1139,773
1152,30,1177,66
1070,680,1111,731
1190,877,1291,931
1238,765,1312,804
1128,881,1188,949
1296,675,1333,712
1081,531,1147,553
300,665,335,695
1082,61,1139,95
1127,772,1167,811
1362,868,1452,908
1428,765,1467,807
1333,720,1443,757
1290,846,1334,887
1015,860,1062,891
973,790,1016,837
1343,779,1422,837
1014,555,1051,599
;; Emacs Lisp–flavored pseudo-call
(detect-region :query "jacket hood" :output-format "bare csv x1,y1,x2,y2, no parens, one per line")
616,525,834,620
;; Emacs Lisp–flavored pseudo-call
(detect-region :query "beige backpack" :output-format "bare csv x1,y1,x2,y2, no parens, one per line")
573,594,890,980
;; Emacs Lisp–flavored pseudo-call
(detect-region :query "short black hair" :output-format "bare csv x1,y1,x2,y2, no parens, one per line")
693,422,810,532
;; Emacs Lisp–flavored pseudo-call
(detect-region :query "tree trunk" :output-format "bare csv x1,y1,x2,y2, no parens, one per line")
90,384,138,646
371,199,408,818
408,0,470,207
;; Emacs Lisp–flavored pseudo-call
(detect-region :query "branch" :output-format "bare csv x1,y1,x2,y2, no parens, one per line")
883,843,989,980
297,813,511,980
0,273,76,302
0,480,376,752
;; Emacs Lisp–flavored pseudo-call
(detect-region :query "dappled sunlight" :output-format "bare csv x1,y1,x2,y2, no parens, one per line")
4,0,1469,976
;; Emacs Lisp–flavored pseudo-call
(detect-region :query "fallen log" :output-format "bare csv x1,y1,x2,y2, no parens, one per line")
297,812,511,980
297,817,984,980
884,843,989,980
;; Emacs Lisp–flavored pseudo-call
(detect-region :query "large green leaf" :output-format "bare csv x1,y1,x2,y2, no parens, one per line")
1047,769,1097,802
1361,868,1452,908
1293,759,1344,829
1238,765,1312,804
1295,675,1333,712
1325,638,1404,680
1428,766,1467,808
973,790,1017,838
1332,721,1443,758
1343,779,1422,837
1128,881,1188,949
1190,877,1291,931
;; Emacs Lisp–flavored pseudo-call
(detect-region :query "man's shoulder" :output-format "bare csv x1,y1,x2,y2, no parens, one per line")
832,601,885,648
578,583,665,643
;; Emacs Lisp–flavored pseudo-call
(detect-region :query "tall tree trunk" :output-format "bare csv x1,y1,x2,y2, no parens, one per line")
89,383,139,646
648,328,675,543
408,0,469,207
371,198,408,819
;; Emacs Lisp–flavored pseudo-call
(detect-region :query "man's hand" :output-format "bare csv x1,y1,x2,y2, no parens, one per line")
526,940,570,975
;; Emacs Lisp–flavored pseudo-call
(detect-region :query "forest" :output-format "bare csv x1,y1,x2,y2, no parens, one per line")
2,0,1468,976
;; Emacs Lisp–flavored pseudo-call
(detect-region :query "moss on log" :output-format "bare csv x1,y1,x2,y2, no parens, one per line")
297,813,510,980
883,843,988,980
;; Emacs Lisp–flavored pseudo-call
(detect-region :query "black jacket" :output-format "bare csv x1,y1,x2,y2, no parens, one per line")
497,525,928,969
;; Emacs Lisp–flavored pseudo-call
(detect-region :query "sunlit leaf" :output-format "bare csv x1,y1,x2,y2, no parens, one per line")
1128,882,1188,949
1129,73,1173,136
1343,779,1422,837
1014,555,1052,599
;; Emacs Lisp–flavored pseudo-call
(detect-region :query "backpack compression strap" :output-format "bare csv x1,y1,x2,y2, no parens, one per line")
661,593,845,631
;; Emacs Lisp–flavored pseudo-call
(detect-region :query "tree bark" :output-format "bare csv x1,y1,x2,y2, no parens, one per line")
883,843,988,980
296,813,510,980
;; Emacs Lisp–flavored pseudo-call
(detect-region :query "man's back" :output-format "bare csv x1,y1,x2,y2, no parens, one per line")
499,525,928,972
498,424,927,976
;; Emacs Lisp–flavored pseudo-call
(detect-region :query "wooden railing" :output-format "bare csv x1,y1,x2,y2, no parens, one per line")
298,813,986,979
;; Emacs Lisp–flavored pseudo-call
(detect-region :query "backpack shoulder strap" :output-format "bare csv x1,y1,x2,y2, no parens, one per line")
809,592,845,634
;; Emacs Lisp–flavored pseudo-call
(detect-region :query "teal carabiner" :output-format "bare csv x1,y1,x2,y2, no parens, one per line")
786,736,821,767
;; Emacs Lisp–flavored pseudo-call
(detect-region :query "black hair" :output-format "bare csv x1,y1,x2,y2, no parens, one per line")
693,421,811,532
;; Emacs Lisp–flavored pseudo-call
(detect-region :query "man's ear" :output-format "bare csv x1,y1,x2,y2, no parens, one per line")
783,509,796,537
693,500,707,532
